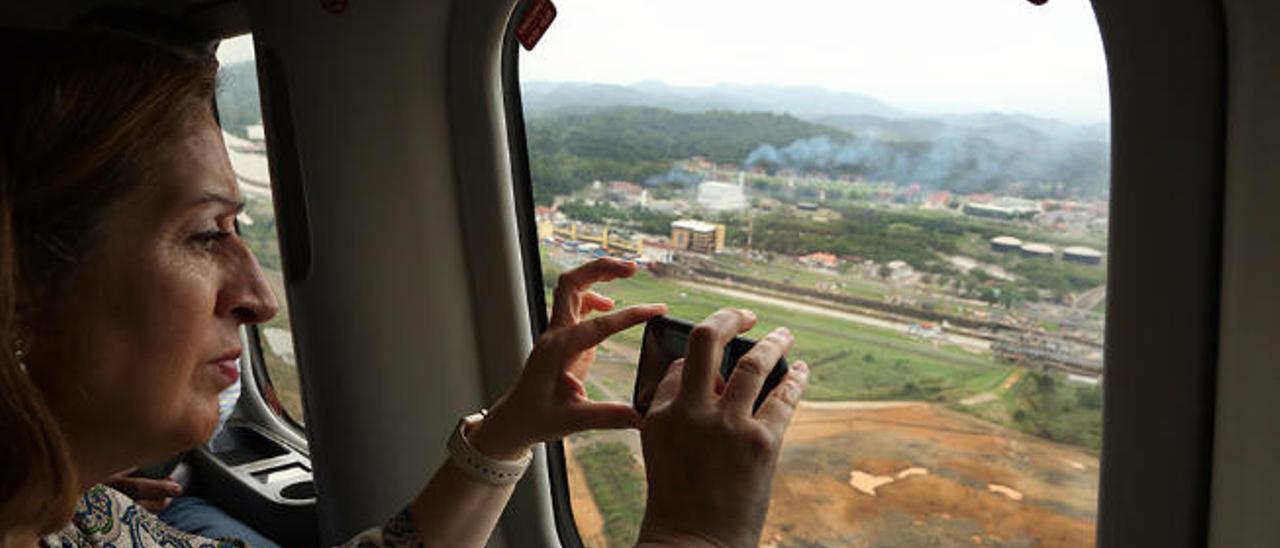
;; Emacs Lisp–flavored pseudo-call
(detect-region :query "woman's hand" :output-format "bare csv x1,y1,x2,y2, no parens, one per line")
467,257,666,460
105,469,183,514
636,308,808,548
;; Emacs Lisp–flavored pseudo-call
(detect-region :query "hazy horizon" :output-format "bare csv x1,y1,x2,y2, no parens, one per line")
521,78,1110,127
521,0,1110,125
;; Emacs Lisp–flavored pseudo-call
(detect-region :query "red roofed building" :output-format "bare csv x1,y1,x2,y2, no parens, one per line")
925,191,953,207
799,252,839,269
608,181,643,195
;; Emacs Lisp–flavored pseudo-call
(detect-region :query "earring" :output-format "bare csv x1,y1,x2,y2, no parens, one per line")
13,337,28,374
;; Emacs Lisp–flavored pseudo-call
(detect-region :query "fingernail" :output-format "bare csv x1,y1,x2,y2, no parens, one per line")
776,326,792,337
793,361,808,372
741,308,757,320
169,483,183,496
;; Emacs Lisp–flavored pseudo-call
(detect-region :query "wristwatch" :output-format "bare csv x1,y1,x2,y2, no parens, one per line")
446,411,533,485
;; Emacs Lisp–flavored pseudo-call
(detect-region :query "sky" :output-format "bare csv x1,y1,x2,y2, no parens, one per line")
520,0,1110,124
216,34,254,65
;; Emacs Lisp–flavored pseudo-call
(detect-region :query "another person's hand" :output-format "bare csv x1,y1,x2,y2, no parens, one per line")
636,308,808,548
468,257,667,460
105,469,183,514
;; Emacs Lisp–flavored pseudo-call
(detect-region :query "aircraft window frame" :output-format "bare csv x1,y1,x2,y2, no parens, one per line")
214,34,309,436
499,3,586,546
497,2,1117,546
495,2,1232,546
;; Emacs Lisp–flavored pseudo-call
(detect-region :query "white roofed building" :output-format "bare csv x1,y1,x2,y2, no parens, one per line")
671,219,725,254
696,181,748,212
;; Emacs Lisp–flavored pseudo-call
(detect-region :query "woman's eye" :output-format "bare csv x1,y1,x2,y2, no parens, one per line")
191,229,232,250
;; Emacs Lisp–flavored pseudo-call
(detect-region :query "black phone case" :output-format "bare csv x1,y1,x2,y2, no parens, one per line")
633,316,788,415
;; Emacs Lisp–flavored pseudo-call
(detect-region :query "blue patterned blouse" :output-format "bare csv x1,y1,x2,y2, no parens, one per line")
42,485,422,547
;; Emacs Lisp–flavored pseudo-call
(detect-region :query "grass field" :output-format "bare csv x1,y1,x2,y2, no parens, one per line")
704,253,978,317
546,247,1009,403
573,441,647,548
547,246,1101,453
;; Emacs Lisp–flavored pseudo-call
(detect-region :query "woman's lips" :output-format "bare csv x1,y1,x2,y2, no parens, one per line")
209,359,240,384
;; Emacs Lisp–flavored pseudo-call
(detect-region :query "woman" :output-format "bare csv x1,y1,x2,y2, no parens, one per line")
0,29,808,547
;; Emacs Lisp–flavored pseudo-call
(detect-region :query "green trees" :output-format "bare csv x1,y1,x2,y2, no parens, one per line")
558,200,680,237
1010,371,1103,451
526,107,846,205
215,61,261,137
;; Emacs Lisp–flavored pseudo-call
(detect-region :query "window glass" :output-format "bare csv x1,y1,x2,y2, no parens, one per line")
215,35,305,425
517,1,1109,546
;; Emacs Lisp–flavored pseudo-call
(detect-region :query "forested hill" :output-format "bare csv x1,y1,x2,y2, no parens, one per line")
526,106,846,204
527,104,1110,205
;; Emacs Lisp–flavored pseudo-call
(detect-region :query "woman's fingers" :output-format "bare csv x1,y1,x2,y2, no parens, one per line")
578,291,615,316
754,362,809,439
549,258,638,327
560,303,667,356
679,308,757,405
721,327,794,414
108,475,182,501
567,400,643,432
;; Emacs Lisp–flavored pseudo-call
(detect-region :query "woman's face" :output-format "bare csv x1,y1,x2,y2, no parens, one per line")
31,112,278,471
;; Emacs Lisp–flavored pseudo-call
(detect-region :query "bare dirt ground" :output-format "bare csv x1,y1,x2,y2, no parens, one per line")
564,442,609,547
572,348,1098,547
762,403,1099,547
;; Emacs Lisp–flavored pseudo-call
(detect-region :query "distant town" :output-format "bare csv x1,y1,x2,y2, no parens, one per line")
536,155,1107,381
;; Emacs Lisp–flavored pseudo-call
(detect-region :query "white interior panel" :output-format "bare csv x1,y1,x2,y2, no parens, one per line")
243,0,488,541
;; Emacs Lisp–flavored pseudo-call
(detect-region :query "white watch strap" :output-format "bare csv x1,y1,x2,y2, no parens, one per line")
447,412,532,485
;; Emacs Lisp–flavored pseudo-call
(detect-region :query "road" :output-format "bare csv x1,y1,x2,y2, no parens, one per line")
1073,284,1107,311
959,369,1024,406
676,280,993,353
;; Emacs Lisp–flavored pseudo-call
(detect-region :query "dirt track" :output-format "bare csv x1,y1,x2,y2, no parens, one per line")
564,444,609,546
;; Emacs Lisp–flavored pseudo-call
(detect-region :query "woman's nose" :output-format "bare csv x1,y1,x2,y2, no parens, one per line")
219,240,280,324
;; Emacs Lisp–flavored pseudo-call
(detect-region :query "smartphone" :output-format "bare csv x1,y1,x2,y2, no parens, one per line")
633,315,788,415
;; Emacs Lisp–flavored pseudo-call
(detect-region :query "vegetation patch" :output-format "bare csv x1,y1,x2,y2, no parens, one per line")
575,442,647,548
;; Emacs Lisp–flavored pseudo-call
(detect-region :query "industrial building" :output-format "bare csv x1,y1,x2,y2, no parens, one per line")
696,180,748,212
1020,243,1056,258
963,202,1017,220
991,235,1024,253
1064,246,1105,265
671,219,725,254
963,197,1043,220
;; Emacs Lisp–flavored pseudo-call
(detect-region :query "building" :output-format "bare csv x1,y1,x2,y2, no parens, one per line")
535,206,558,239
246,124,266,141
641,240,675,264
799,252,839,269
1063,246,1105,265
963,197,1043,220
1020,243,1056,259
606,181,646,207
963,202,1017,220
671,219,725,254
924,191,953,208
990,236,1024,253
696,181,748,212
886,260,915,282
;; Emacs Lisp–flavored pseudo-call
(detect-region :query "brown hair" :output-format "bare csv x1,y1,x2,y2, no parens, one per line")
0,28,217,536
